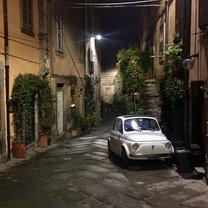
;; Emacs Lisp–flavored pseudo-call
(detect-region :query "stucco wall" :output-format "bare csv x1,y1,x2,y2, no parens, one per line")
0,0,40,154
153,0,176,79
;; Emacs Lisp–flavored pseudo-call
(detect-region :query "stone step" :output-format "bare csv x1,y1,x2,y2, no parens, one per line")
141,79,161,120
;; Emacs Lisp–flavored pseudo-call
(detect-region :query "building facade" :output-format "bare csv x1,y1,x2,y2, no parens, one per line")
0,0,102,162
189,0,208,166
0,0,41,161
140,0,208,169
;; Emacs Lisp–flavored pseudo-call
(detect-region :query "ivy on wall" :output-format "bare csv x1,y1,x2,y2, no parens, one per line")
11,74,54,143
159,43,185,145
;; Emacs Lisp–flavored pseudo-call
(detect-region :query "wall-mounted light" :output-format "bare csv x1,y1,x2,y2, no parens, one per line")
182,58,195,70
182,54,198,70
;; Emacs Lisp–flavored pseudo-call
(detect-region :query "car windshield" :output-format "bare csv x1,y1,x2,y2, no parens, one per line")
124,118,160,132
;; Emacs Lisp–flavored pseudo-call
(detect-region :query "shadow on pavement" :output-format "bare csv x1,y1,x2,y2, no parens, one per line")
108,155,172,171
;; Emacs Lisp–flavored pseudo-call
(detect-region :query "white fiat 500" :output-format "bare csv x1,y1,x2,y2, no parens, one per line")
108,115,174,167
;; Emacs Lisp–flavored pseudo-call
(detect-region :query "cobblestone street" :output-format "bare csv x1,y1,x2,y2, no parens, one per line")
0,120,208,208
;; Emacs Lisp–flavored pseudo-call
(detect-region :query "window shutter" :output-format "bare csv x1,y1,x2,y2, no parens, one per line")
199,0,208,29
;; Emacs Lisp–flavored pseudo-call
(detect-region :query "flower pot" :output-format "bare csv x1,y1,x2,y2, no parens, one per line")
12,141,26,158
38,132,48,148
71,129,80,136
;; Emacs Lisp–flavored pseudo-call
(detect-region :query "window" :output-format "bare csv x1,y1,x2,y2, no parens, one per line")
199,0,208,29
20,0,34,36
115,119,123,133
56,14,64,53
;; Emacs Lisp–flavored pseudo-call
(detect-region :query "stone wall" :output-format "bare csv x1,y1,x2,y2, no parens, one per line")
101,68,120,103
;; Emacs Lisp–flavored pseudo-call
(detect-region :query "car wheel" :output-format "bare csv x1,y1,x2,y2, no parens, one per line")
122,148,130,169
108,141,113,157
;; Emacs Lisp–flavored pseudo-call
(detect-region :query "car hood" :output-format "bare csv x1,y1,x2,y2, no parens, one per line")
124,131,168,142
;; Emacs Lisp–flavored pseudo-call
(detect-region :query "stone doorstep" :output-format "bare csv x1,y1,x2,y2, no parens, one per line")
195,167,205,174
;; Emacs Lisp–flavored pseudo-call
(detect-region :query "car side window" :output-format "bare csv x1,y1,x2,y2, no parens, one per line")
112,119,117,130
115,119,123,134
149,119,159,131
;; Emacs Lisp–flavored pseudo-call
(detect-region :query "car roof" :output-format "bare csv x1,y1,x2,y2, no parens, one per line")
117,115,158,120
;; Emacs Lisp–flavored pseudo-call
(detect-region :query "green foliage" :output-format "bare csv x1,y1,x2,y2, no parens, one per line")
71,108,96,132
84,76,95,116
160,44,185,107
68,75,77,88
140,51,152,74
81,114,96,131
11,74,54,143
38,79,54,133
159,43,185,141
113,46,149,115
160,75,185,107
164,45,183,57
69,76,96,133
113,93,132,115
117,46,145,95
164,45,183,75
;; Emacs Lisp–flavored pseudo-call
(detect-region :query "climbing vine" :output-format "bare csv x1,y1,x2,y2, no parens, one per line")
11,74,54,143
159,41,185,144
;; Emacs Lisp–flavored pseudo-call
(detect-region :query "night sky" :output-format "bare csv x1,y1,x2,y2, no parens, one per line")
99,2,140,69
100,4,139,45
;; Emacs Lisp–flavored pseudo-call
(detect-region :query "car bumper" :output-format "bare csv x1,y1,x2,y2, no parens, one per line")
129,153,174,160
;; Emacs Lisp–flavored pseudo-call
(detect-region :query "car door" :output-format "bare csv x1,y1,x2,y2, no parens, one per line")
110,119,119,153
111,119,123,155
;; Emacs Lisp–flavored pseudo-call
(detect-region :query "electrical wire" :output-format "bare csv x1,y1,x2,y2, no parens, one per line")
71,0,160,6
68,0,161,8
70,4,161,8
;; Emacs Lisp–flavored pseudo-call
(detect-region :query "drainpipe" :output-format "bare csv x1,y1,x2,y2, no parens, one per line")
3,0,10,160
165,0,169,46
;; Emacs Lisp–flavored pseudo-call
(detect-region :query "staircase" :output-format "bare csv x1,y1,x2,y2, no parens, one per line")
141,79,161,121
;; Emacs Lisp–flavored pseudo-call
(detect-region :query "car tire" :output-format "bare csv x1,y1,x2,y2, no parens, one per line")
108,141,113,157
122,148,130,169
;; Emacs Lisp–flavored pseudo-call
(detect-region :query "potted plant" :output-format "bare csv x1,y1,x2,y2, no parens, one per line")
11,140,26,158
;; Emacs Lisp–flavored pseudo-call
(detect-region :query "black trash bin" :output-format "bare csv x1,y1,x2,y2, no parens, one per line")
175,148,194,173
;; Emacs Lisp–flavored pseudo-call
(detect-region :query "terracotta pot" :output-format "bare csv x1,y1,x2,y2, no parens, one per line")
12,141,26,158
38,132,48,148
71,129,80,136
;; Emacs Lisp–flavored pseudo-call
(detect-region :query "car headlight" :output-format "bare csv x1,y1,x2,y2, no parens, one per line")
165,142,172,149
133,143,140,150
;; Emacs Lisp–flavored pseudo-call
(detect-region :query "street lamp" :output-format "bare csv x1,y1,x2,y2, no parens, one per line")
182,58,195,70
90,34,102,41
95,34,102,40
